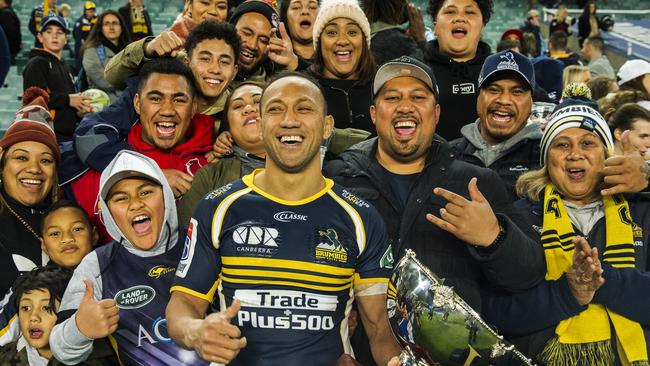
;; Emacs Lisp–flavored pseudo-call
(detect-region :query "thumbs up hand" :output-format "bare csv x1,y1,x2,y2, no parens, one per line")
268,22,299,71
189,299,247,364
76,279,120,339
601,130,650,196
426,177,501,247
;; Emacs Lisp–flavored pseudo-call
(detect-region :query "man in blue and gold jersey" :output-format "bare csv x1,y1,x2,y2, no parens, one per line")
166,71,401,365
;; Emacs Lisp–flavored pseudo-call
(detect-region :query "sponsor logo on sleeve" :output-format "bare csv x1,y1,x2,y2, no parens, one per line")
380,246,394,269
204,184,233,200
114,285,156,309
341,189,369,208
176,218,198,278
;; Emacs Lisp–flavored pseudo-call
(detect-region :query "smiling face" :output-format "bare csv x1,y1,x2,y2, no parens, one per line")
41,207,96,268
2,141,56,207
371,76,440,165
320,18,364,80
188,38,237,100
134,73,197,150
101,14,122,43
287,0,318,44
547,128,606,205
615,118,650,158
477,76,532,145
434,0,484,61
260,76,333,173
37,25,67,55
228,84,264,155
106,178,164,250
18,289,58,359
188,0,229,22
235,12,272,74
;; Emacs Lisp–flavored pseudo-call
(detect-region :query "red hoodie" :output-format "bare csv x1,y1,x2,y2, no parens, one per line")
70,114,214,244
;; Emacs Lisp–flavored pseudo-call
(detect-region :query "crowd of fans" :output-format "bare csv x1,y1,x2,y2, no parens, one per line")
0,0,649,365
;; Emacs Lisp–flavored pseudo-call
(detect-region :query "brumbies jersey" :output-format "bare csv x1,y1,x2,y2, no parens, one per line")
96,242,208,366
172,171,393,366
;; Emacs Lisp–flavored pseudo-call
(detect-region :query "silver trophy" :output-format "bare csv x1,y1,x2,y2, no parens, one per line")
387,250,534,366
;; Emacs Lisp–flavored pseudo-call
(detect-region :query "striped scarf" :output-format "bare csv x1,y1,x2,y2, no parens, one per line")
539,184,648,366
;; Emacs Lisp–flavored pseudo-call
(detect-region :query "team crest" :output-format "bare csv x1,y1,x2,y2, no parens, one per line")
315,228,348,263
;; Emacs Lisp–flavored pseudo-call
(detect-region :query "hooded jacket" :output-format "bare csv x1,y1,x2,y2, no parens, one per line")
23,49,79,139
450,120,542,201
50,151,206,365
422,40,492,141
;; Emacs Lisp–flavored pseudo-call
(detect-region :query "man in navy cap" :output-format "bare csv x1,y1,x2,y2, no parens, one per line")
450,50,649,201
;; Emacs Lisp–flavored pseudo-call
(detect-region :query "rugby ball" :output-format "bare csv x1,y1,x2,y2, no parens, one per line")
81,89,111,113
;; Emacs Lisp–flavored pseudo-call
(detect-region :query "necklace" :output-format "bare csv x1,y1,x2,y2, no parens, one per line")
5,203,40,241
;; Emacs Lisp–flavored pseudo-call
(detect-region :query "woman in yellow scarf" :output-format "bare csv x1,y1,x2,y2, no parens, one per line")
482,95,650,366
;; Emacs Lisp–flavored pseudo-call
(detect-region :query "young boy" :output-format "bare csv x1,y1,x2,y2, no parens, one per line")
0,201,97,346
0,265,72,365
50,151,208,365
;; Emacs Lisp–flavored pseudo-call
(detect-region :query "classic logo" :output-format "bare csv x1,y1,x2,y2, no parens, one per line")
273,211,308,223
114,285,156,309
452,83,475,95
148,265,176,279
315,229,348,263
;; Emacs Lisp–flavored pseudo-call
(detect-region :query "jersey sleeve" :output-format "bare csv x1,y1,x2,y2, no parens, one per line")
171,197,222,302
354,206,393,286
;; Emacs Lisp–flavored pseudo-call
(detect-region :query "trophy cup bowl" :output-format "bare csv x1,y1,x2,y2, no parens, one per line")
387,250,534,366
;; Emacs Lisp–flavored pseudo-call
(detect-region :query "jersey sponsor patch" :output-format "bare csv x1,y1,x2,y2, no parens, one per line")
232,224,280,257
114,285,156,309
148,265,175,279
176,218,198,278
234,289,338,311
341,189,370,208
315,228,348,263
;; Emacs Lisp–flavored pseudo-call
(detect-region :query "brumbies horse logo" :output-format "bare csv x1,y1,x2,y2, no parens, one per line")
315,229,348,263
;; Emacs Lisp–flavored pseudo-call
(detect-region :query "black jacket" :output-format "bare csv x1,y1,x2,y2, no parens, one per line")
422,40,491,141
23,49,79,139
315,75,375,134
450,133,541,202
483,195,650,363
324,137,545,312
370,25,424,66
0,6,20,59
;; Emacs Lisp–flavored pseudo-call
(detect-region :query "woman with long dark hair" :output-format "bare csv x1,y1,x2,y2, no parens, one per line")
81,10,131,101
578,0,598,47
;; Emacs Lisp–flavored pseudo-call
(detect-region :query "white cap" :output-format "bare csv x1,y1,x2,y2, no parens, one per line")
617,59,650,86
100,151,163,200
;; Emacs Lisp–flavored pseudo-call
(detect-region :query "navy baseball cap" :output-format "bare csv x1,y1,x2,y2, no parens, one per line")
40,15,70,34
373,56,439,99
478,50,535,90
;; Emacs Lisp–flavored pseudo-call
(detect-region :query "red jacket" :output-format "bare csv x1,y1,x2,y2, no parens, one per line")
70,114,214,244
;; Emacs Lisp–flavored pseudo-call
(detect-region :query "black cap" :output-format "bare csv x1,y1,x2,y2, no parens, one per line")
478,50,535,90
373,56,439,99
229,0,279,29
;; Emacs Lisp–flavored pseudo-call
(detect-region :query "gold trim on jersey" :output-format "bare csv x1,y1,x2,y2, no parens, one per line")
211,187,252,249
327,190,367,255
221,256,355,277
0,314,16,337
353,273,390,284
170,279,219,302
242,169,335,206
221,267,354,285
108,334,125,366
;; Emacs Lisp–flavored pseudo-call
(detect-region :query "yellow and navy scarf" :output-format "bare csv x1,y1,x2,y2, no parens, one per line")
539,184,648,366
